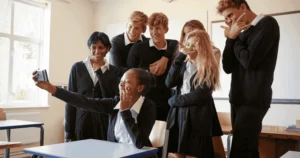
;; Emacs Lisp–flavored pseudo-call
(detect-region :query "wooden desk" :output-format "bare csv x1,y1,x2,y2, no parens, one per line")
221,125,300,158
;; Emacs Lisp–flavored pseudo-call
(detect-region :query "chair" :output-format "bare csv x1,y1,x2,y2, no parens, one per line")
0,108,22,158
213,136,226,158
149,120,169,158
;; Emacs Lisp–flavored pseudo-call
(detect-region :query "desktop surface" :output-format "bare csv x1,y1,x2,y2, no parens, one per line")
24,139,158,158
0,120,44,130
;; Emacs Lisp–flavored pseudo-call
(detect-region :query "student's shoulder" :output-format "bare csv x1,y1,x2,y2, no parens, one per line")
166,39,179,46
69,61,86,73
261,16,279,26
166,39,178,43
143,98,156,109
111,33,125,43
166,39,179,49
72,61,85,68
131,40,149,50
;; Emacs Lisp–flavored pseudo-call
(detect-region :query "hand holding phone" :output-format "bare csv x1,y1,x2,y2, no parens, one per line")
36,69,49,82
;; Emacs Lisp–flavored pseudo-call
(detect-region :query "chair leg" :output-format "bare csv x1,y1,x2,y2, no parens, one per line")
162,130,170,158
5,129,11,158
227,134,232,158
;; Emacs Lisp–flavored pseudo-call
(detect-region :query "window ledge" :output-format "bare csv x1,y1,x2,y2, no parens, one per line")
1,105,50,109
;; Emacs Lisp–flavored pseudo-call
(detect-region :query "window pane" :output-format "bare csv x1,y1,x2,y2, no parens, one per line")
12,41,39,104
0,37,10,104
14,2,42,39
0,4,11,34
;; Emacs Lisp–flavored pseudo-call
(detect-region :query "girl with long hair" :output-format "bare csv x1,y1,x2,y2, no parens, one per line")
165,30,222,158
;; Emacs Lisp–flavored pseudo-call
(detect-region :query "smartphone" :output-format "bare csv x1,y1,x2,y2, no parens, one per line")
37,69,49,82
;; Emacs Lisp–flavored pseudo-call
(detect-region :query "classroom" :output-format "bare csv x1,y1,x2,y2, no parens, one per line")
0,0,300,158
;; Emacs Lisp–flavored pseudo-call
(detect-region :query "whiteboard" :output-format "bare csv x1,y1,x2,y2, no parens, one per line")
211,11,300,101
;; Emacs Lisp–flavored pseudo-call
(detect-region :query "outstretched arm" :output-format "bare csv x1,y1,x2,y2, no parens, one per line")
32,71,118,114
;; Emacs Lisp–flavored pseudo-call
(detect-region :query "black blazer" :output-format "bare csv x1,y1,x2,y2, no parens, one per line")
65,62,122,140
165,52,223,136
109,33,148,67
55,87,156,149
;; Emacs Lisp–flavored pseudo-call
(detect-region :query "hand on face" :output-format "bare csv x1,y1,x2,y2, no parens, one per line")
120,87,134,110
32,71,56,94
221,13,250,39
149,57,168,76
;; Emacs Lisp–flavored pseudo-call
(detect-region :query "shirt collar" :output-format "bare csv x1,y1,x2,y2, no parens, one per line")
113,96,145,114
83,56,110,73
251,14,264,26
149,38,167,50
124,32,143,46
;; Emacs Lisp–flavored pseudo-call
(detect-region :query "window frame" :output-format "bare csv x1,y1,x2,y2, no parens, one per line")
0,0,51,108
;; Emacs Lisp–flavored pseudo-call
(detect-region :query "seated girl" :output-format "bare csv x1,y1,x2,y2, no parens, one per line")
32,68,156,149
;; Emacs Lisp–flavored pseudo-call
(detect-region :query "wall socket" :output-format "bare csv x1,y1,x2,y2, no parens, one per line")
297,120,300,128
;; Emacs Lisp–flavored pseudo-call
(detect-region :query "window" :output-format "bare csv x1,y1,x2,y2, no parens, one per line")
0,0,51,108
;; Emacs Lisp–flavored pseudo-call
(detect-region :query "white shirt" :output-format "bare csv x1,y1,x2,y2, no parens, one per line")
149,38,167,50
181,61,197,94
251,14,265,26
124,32,143,46
113,96,145,145
83,56,109,86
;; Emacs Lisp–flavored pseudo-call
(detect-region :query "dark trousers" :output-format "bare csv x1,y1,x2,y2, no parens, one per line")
230,104,269,158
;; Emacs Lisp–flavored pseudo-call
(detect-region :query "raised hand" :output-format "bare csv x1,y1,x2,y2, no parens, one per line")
32,71,56,94
221,13,250,39
120,87,134,110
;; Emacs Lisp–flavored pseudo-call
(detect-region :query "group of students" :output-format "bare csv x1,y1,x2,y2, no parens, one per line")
32,0,280,157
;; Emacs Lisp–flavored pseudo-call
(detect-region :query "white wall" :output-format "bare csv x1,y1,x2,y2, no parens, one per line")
1,0,95,156
93,0,300,126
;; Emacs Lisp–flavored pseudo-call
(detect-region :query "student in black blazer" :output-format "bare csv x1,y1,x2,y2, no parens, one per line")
33,68,156,149
65,32,122,142
109,11,148,68
110,11,169,76
127,12,178,121
217,0,280,157
165,30,222,158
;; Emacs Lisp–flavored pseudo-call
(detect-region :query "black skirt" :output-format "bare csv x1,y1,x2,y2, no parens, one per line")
167,108,215,158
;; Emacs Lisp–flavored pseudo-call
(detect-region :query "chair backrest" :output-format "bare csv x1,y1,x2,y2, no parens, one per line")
149,120,167,148
0,108,6,120
217,112,231,126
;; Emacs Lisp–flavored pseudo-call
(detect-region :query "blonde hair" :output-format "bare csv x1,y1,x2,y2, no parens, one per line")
185,30,220,91
217,0,251,14
179,20,205,46
129,11,148,31
148,12,168,28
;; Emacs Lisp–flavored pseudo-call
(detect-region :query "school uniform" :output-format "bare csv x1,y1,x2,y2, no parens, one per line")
109,33,148,67
65,58,122,141
222,15,280,158
55,86,156,149
127,39,178,121
165,52,222,157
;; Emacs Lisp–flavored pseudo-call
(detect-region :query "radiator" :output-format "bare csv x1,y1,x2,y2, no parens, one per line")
3,112,41,144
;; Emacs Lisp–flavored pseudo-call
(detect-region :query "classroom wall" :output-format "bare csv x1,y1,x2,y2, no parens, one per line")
94,0,300,126
1,0,95,156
